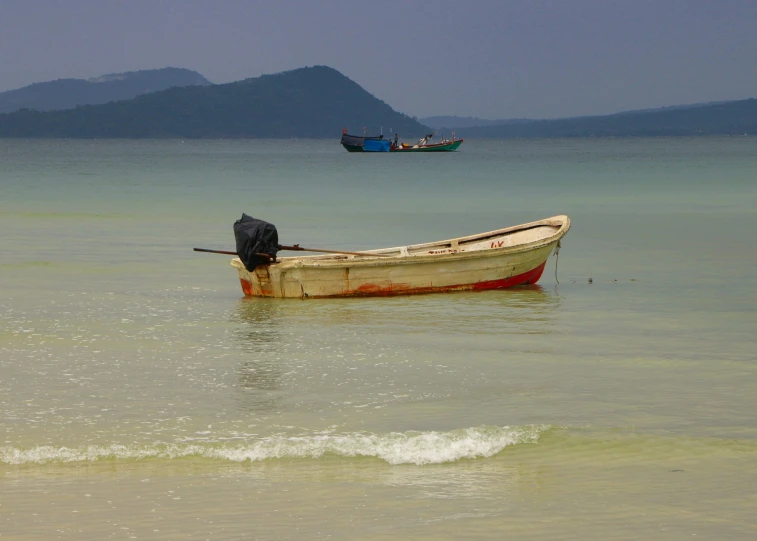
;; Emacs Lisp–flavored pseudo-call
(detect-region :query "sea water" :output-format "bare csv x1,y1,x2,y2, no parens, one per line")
1,138,756,539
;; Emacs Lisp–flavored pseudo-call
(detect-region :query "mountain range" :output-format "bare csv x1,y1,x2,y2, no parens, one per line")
0,66,755,138
419,102,740,130
0,68,211,114
452,99,757,138
0,66,425,138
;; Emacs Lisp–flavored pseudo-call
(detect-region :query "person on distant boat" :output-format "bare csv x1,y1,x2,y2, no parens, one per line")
393,133,399,148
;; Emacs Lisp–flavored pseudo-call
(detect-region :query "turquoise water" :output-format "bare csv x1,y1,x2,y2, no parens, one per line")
1,138,756,539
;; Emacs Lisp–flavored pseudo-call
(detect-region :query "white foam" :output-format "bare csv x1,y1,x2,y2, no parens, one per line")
1,425,548,466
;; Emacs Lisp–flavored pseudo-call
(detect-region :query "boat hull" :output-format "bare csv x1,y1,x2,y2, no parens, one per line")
230,216,569,299
342,143,364,152
392,140,463,152
340,133,389,152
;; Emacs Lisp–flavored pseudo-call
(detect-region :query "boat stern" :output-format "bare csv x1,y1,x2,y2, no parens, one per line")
231,258,277,297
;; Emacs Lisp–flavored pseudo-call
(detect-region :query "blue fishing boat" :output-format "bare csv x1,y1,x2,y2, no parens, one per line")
340,129,391,152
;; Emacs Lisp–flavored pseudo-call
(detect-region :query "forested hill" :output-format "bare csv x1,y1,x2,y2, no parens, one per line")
0,68,211,114
455,99,757,138
0,66,427,139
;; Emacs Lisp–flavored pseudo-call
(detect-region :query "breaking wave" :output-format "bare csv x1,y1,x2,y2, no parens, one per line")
1,425,548,466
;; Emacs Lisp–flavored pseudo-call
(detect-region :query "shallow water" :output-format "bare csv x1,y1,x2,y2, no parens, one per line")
1,138,756,539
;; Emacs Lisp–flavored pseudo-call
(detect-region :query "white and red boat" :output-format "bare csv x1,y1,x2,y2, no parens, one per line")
229,215,570,298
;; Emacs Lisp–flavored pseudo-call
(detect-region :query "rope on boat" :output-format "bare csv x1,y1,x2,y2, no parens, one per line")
554,240,562,284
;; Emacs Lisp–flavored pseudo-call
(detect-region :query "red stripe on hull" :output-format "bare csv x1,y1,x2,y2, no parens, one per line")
240,260,548,298
471,260,546,290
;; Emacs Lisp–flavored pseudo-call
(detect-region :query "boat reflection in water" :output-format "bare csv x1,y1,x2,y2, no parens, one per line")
231,298,283,412
232,283,560,346
228,284,560,414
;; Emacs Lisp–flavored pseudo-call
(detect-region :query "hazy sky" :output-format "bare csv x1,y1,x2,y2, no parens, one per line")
2,0,756,119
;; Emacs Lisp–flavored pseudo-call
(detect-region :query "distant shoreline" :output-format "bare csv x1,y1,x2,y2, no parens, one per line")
1,66,755,139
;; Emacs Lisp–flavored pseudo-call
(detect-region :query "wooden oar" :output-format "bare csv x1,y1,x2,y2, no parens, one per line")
193,248,239,256
193,245,390,258
278,244,390,257
193,248,273,260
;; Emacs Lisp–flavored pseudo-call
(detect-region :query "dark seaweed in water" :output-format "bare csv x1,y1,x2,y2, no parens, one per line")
233,214,279,271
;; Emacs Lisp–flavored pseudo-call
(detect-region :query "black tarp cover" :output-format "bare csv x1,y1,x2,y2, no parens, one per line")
233,214,279,271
